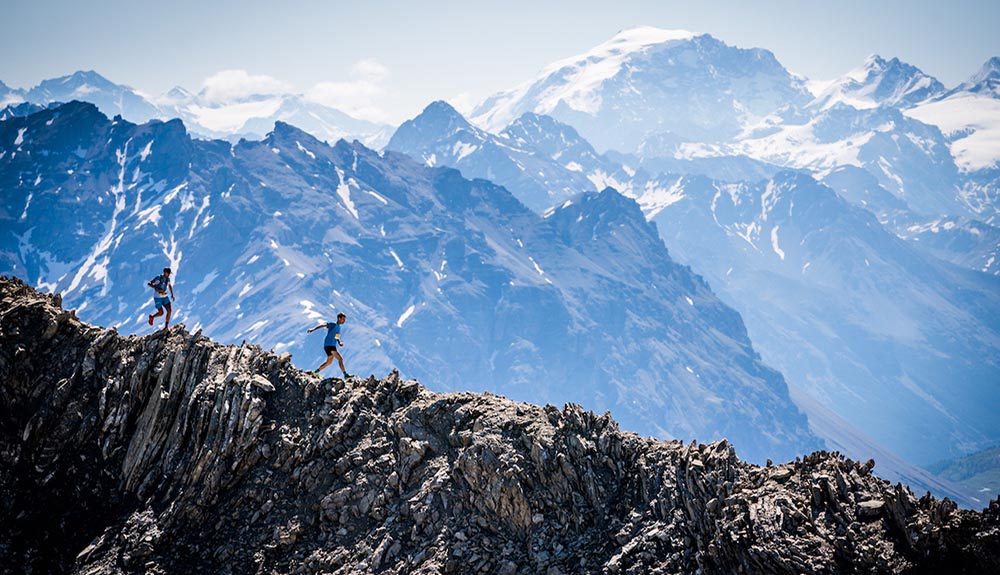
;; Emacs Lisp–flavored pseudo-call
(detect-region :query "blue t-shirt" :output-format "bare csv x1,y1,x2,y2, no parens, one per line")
150,274,170,296
323,322,341,347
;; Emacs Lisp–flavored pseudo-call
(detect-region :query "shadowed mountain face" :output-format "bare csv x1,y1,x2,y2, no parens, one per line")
0,102,818,463
1,276,998,574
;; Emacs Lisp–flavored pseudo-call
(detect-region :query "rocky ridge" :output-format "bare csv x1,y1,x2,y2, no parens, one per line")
1,275,998,574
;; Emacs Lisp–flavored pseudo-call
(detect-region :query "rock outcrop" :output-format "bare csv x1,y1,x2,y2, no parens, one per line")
1,274,998,574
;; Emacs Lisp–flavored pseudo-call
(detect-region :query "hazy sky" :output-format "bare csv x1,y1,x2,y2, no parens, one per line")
3,0,998,123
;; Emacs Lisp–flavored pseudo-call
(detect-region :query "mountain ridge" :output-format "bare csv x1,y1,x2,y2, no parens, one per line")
2,275,998,574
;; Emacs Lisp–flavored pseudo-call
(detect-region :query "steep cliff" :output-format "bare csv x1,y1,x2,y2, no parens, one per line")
1,275,997,574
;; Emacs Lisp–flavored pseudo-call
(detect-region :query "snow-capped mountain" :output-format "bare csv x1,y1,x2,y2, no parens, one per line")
0,80,24,108
905,58,1000,176
159,91,392,148
729,104,974,217
388,101,627,211
950,56,1000,98
642,170,1000,467
808,55,945,111
390,102,782,214
3,71,393,148
24,70,163,123
821,165,1000,276
471,26,814,154
0,101,822,463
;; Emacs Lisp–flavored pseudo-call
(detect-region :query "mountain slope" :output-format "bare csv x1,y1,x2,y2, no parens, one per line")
471,26,813,154
808,55,945,111
1,276,997,574
0,101,819,462
641,170,1000,466
5,70,392,149
25,70,163,123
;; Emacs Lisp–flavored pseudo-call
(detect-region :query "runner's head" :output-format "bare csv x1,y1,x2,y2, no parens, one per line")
163,267,171,277
337,312,347,324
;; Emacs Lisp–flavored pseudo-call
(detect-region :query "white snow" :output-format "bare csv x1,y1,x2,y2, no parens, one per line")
770,225,786,260
685,296,694,306
906,92,1000,171
564,161,583,172
335,168,360,219
299,300,324,320
528,256,545,276
14,127,27,146
239,283,253,298
295,141,316,159
452,141,478,162
186,98,283,133
139,141,153,161
638,177,686,219
473,26,696,130
389,249,405,269
366,190,389,204
20,193,32,220
396,304,416,328
247,254,260,265
66,139,132,295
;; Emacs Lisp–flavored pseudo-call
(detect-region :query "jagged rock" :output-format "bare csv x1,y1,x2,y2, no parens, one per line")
0,275,998,574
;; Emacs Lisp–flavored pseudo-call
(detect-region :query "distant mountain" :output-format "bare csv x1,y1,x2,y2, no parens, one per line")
950,56,1000,98
471,26,814,154
927,445,1000,501
0,79,24,107
808,55,945,110
641,170,1000,467
389,101,624,210
389,104,1000,468
0,101,821,463
160,92,392,148
24,70,162,122
4,70,393,148
906,58,1000,175
390,102,781,213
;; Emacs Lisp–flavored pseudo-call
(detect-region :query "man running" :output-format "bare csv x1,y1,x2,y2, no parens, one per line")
147,267,175,329
306,312,353,378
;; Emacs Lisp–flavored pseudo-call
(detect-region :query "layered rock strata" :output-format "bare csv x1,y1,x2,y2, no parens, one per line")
0,275,997,574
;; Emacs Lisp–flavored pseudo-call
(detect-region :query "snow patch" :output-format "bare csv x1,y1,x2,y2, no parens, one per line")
335,168,360,219
771,226,786,260
396,304,416,328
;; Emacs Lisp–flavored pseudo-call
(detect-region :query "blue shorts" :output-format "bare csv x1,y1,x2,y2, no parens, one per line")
154,296,171,309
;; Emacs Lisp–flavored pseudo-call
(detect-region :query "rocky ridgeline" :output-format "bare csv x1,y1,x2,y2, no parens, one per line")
0,275,997,575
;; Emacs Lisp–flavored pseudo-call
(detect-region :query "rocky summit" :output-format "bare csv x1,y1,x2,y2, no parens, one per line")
0,274,997,575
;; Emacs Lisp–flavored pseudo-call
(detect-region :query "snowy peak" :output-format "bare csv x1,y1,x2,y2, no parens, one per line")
811,54,944,110
501,112,597,160
21,70,163,123
472,27,812,153
387,100,481,154
956,56,1000,97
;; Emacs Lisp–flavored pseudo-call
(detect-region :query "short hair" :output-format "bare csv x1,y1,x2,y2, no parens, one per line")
163,267,172,273
337,312,347,320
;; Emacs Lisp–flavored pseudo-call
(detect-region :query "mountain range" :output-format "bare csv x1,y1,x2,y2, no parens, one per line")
0,70,391,147
0,100,822,465
4,26,999,506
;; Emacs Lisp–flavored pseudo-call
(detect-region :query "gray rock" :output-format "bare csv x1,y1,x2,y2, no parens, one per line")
0,276,997,575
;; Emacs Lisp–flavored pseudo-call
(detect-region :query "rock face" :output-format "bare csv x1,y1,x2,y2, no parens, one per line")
1,275,998,575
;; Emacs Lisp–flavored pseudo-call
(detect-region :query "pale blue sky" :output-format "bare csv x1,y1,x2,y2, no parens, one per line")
3,0,998,123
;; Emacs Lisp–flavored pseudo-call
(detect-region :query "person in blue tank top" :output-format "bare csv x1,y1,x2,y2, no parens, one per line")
146,267,175,330
306,312,352,378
